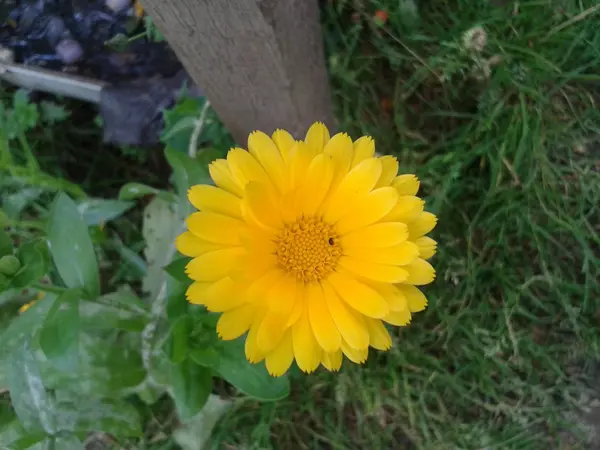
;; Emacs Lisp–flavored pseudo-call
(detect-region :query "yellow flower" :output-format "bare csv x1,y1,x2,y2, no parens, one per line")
176,123,437,376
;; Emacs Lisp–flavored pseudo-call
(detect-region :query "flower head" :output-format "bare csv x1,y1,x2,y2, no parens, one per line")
176,123,437,376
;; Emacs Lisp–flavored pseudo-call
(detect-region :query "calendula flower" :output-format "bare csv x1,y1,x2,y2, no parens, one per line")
176,123,437,376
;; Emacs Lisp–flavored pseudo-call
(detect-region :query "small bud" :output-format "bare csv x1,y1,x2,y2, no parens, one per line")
374,10,389,26
0,254,20,276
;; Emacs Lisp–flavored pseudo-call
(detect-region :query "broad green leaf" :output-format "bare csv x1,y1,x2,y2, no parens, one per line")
39,289,80,371
189,347,220,368
80,302,147,332
163,256,192,285
54,392,142,437
161,97,205,153
39,332,146,397
0,296,54,361
77,199,134,226
216,340,290,401
118,182,159,200
0,228,12,257
166,285,188,321
165,147,217,214
173,394,232,450
10,239,50,288
141,196,182,299
8,340,56,434
39,100,69,124
166,317,190,364
51,436,84,450
170,359,212,421
47,193,100,298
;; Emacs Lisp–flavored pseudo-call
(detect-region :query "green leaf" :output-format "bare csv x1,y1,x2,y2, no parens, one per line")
11,239,50,288
166,317,190,364
8,340,56,434
77,199,134,226
141,196,182,299
161,97,205,153
39,101,70,124
80,290,149,332
0,229,12,257
39,332,146,398
189,347,220,368
173,395,231,450
39,289,80,371
166,285,188,321
163,256,192,284
0,295,54,362
51,436,84,450
47,193,100,298
54,392,142,437
216,340,290,401
118,182,159,200
170,359,212,421
165,147,216,204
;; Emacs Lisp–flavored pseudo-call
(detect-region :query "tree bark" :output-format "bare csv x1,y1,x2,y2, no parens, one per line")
141,0,335,144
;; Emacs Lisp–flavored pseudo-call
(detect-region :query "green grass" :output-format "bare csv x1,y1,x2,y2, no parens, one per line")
2,1,600,449
209,1,600,448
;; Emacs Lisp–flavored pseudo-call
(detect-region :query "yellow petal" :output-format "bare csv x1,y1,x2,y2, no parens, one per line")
266,273,298,315
239,227,277,254
227,148,272,188
288,141,314,190
365,318,392,350
340,222,408,248
415,236,437,260
175,231,223,257
186,212,244,245
375,156,398,188
408,212,438,238
257,311,287,353
328,271,389,318
323,133,353,187
322,281,369,349
305,122,330,154
292,309,322,373
397,285,428,312
336,187,399,235
186,278,246,311
209,159,243,197
324,158,382,223
246,268,286,305
185,247,245,282
217,304,255,340
383,308,411,326
188,185,242,218
286,294,304,327
343,241,419,266
297,153,334,215
243,182,282,229
272,129,295,163
338,257,408,284
341,341,368,364
393,174,420,196
307,282,341,352
351,136,375,168
383,196,424,223
231,253,277,282
321,350,342,372
265,330,294,376
245,314,266,363
248,131,286,191
404,258,436,285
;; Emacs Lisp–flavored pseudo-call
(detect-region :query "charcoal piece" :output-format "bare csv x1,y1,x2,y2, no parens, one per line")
100,69,203,147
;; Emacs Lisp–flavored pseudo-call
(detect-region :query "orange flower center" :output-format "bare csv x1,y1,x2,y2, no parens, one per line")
275,216,342,282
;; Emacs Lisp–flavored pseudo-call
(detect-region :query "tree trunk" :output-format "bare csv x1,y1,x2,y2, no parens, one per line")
141,0,335,144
